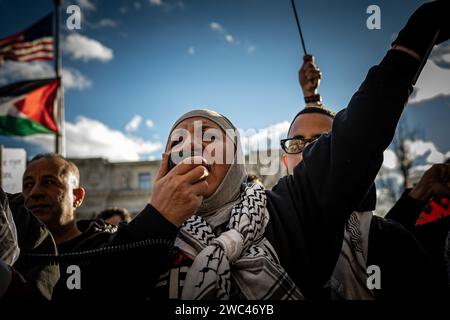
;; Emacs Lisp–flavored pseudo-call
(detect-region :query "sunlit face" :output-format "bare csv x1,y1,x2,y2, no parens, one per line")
166,117,233,197
22,158,83,230
285,113,333,174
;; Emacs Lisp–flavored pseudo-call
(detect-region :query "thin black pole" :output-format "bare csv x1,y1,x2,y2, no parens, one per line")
412,29,440,85
54,0,65,155
290,0,307,56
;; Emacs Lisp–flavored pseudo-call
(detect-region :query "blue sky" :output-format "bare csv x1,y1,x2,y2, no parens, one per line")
0,0,449,162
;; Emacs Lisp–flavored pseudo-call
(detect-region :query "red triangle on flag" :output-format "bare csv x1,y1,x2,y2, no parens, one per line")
14,79,59,133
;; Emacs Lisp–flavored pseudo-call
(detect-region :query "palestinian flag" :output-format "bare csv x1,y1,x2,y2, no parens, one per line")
0,78,59,136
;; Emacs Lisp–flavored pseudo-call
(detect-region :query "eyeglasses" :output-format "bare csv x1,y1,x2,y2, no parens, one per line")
280,135,323,154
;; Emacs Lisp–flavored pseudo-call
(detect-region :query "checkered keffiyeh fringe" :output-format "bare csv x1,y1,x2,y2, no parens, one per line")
178,183,304,300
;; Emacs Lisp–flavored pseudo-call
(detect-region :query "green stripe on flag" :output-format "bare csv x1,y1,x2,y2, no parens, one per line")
0,115,55,136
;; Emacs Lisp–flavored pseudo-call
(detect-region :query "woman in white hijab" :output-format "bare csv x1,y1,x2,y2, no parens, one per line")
151,109,303,299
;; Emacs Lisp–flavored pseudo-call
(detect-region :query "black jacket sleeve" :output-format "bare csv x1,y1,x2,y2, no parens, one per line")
267,50,421,297
88,204,179,301
297,49,420,228
367,216,437,300
5,192,60,301
111,204,179,244
384,188,427,231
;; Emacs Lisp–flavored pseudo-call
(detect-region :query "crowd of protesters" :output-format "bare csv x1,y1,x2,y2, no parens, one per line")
0,1,449,302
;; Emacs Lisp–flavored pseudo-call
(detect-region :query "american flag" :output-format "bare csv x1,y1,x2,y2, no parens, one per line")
0,13,53,63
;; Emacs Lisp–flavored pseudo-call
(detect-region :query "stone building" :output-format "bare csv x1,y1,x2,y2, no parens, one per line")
71,158,160,220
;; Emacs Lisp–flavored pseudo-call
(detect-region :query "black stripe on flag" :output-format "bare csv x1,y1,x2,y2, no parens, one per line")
0,78,58,98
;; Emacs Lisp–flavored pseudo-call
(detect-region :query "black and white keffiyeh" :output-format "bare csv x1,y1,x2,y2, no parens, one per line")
327,211,375,300
176,183,304,300
166,109,303,300
0,196,20,266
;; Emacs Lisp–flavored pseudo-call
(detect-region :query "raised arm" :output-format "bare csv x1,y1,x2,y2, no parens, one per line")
296,1,448,226
267,1,449,296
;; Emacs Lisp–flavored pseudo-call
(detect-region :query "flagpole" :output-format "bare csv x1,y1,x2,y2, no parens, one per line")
290,0,308,56
54,0,65,156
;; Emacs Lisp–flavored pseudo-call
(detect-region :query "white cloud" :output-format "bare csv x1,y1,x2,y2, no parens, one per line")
430,43,450,69
240,121,290,154
149,0,163,6
0,61,91,91
134,2,142,9
62,33,113,62
209,22,252,49
382,139,448,172
148,0,184,11
18,117,162,161
225,34,234,44
188,46,195,55
65,116,162,161
75,0,96,11
61,68,92,90
145,119,155,128
18,134,54,154
209,22,224,32
66,117,162,161
382,149,397,170
0,61,54,86
409,43,450,103
404,139,446,164
119,6,128,14
125,115,142,132
97,18,117,28
209,22,237,45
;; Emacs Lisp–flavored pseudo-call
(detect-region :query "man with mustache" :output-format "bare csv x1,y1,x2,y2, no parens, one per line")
17,153,175,301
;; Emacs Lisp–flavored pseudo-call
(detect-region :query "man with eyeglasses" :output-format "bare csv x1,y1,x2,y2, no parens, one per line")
280,55,334,171
280,55,438,299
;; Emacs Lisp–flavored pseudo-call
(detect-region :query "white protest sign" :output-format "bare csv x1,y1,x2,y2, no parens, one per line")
1,147,26,193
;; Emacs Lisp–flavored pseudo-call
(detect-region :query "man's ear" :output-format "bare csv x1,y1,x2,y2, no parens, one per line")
73,187,85,209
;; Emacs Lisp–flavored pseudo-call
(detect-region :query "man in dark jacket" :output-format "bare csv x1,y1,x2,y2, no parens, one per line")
0,189,59,302
385,162,450,298
280,53,439,299
10,153,177,301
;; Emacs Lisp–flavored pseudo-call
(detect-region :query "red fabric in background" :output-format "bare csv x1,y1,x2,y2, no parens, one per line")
416,198,450,225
